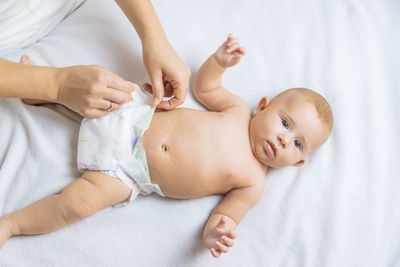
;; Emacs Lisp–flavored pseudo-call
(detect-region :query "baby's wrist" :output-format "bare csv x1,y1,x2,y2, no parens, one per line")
212,53,227,69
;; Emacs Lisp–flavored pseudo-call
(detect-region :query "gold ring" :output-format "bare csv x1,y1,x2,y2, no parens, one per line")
106,101,113,112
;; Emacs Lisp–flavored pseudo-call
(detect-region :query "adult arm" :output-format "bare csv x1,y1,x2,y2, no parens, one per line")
0,58,58,100
115,0,190,110
0,58,134,117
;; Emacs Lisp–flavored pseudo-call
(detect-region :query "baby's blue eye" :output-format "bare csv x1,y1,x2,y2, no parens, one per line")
281,119,289,129
294,140,301,149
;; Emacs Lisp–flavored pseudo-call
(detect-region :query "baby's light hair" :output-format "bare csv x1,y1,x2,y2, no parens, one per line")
274,88,333,134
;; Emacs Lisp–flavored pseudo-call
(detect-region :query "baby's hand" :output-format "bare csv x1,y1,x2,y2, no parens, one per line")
204,216,237,258
214,34,246,68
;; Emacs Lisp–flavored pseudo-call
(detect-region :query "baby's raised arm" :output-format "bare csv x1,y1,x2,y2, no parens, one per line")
193,34,247,113
203,179,265,257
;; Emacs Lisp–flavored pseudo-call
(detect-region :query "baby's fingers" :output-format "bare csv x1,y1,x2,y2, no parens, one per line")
210,248,221,258
215,226,226,235
227,43,243,53
227,229,237,239
227,33,239,43
221,235,234,247
234,47,246,56
216,241,229,253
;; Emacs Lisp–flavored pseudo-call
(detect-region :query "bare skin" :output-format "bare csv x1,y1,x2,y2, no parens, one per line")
0,35,330,258
115,0,191,109
0,0,189,116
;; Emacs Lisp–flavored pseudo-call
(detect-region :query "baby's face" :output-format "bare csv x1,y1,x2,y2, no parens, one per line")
249,92,328,168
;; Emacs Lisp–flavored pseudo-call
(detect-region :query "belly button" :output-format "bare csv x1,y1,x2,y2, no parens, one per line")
161,144,168,152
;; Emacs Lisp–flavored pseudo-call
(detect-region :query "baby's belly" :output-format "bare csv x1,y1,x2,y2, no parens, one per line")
140,117,232,198
143,141,229,198
140,108,244,198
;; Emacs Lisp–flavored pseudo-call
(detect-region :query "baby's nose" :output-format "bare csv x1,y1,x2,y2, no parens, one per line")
278,134,289,148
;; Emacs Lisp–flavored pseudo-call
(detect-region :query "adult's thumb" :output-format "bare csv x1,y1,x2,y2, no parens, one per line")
150,73,164,107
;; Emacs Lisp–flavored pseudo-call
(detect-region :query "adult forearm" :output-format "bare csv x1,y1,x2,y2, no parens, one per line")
0,59,58,100
115,0,167,42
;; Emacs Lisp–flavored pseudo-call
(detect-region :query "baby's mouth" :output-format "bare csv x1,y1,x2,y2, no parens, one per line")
264,140,276,158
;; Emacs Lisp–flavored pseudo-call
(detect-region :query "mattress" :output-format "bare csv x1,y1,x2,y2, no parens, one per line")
0,0,399,266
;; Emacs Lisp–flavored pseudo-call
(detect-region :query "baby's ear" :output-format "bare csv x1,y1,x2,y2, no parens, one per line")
252,97,270,116
293,159,305,166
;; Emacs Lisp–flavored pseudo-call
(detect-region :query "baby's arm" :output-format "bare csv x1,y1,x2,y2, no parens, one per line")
203,180,265,257
193,34,247,113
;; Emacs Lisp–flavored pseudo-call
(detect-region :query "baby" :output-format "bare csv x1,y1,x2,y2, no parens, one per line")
0,34,333,257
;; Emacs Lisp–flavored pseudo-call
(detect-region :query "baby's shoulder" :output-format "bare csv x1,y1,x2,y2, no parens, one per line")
217,107,251,131
235,161,266,190
229,167,266,205
219,98,251,119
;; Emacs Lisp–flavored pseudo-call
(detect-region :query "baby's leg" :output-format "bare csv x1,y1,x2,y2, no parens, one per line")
0,171,131,248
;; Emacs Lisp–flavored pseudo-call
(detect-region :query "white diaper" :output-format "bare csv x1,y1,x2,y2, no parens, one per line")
77,84,164,206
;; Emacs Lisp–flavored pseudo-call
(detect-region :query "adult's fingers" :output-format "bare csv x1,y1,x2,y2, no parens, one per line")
172,76,189,106
98,99,122,112
141,83,153,95
150,72,164,107
103,87,132,104
84,108,109,118
163,82,174,97
142,82,173,98
106,72,135,93
156,81,187,110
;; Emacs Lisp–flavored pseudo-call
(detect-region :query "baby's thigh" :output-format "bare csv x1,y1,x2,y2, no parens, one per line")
80,170,132,208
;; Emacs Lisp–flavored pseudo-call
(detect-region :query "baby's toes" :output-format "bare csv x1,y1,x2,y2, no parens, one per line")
221,235,234,247
216,241,229,253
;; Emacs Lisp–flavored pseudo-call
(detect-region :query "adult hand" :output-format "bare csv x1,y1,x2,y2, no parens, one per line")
141,38,190,110
56,64,135,117
19,55,134,117
114,0,190,110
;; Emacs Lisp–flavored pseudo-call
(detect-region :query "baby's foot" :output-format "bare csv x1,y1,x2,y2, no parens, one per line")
19,55,53,105
0,215,12,249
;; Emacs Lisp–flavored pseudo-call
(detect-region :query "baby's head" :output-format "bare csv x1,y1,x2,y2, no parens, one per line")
249,88,333,168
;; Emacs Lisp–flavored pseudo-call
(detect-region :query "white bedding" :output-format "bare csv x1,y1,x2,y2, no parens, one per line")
1,0,399,266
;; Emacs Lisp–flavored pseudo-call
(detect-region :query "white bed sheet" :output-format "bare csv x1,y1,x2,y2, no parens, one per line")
0,0,399,266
